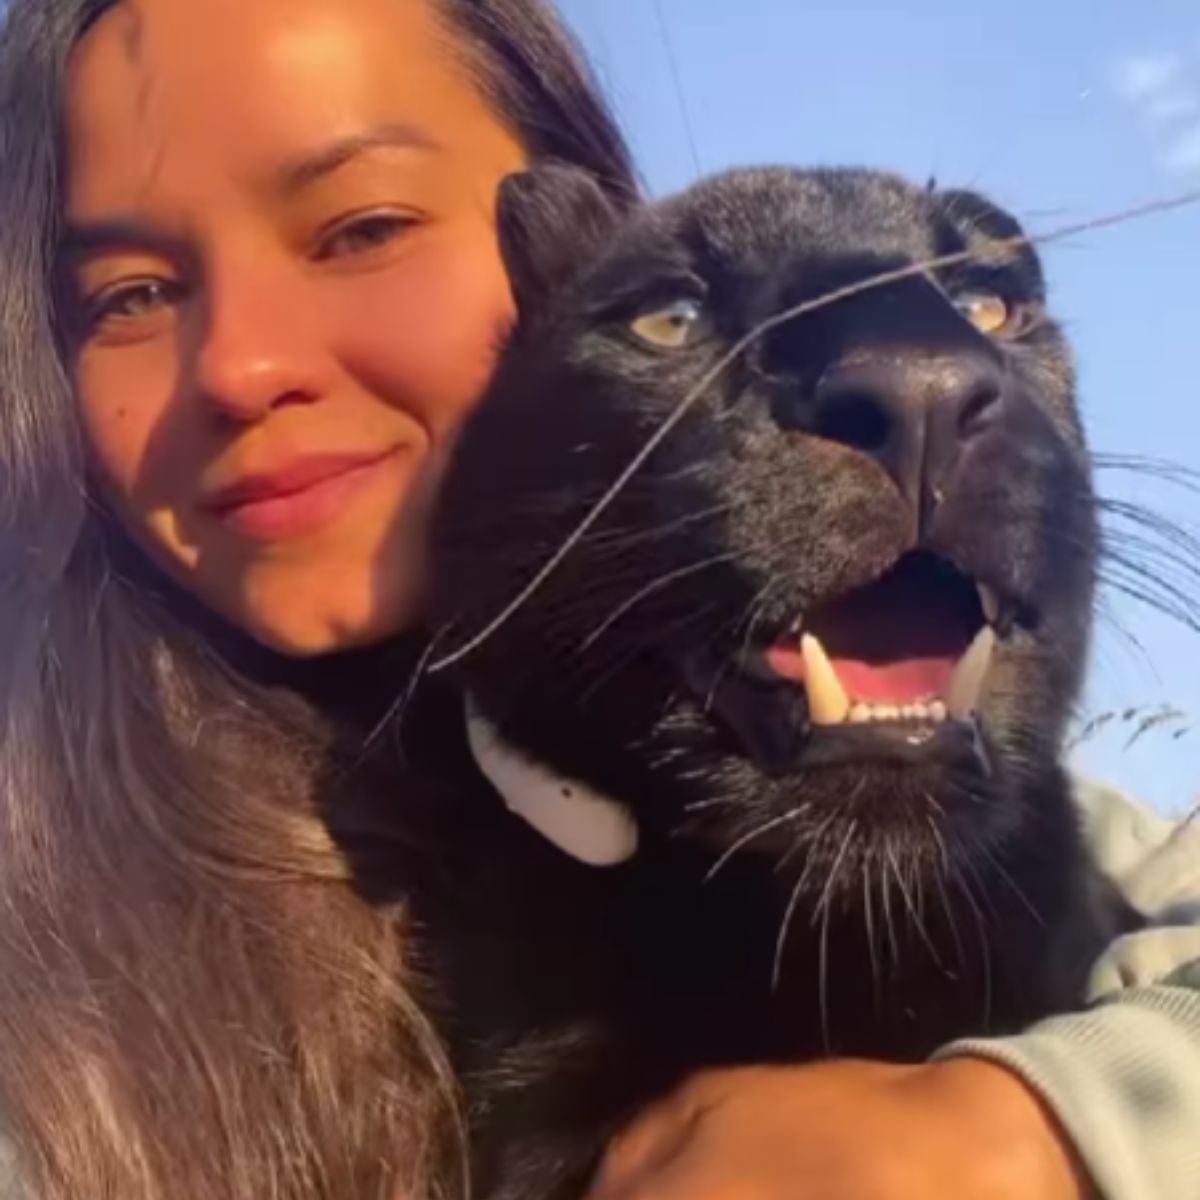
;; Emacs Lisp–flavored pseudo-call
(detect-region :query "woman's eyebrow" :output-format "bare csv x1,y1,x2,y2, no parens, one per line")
274,123,442,195
59,125,442,261
59,217,184,264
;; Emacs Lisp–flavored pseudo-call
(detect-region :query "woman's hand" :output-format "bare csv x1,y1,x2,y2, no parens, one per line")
588,1058,1092,1200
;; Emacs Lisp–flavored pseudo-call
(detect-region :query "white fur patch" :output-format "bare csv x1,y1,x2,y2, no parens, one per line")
464,699,639,867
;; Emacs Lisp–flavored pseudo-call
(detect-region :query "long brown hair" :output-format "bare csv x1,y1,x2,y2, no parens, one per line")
0,1,636,1197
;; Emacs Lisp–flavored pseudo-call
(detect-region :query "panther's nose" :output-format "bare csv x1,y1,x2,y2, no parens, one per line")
811,351,1006,516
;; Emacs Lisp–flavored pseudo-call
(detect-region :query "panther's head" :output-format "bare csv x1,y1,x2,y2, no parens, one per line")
430,164,1095,928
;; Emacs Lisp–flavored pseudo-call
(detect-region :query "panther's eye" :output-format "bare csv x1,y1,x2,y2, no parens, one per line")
629,298,707,349
954,290,1012,335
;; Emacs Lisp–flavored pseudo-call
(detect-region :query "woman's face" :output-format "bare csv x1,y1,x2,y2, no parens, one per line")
64,0,526,654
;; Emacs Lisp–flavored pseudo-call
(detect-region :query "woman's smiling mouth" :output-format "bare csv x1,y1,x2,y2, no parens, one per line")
202,448,404,541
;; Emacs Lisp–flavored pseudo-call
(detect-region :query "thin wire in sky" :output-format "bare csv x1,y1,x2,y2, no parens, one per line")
653,0,703,178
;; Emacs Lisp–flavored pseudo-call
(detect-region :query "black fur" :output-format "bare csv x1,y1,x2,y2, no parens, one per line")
419,166,1137,1200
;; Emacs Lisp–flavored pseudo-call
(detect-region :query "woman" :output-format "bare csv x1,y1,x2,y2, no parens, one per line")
0,0,1195,1198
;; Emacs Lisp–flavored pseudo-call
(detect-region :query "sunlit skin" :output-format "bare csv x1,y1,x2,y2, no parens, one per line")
586,1060,1089,1200
64,0,526,654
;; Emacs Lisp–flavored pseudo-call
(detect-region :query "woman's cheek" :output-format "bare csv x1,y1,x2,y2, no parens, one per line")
333,226,514,435
75,351,169,499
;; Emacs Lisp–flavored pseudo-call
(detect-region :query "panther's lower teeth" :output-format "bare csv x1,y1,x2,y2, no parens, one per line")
849,700,949,725
800,628,995,728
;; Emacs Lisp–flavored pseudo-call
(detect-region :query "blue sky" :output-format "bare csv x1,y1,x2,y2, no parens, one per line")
557,0,1200,813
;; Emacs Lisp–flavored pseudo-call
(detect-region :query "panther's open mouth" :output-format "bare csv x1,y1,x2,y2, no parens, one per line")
760,552,999,727
692,552,1014,773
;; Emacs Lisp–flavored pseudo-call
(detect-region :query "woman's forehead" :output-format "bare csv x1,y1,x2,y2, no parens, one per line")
63,0,493,216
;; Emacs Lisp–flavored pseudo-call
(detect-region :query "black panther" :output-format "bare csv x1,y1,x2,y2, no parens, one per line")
416,165,1137,1200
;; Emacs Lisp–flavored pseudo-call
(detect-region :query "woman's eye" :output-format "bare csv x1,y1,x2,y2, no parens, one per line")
629,297,708,349
954,290,1013,335
86,278,182,329
315,211,417,261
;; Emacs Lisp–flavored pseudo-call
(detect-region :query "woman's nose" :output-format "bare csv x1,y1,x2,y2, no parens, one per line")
189,257,328,423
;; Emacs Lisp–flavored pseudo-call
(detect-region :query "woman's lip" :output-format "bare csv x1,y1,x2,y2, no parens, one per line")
203,449,403,540
203,452,396,511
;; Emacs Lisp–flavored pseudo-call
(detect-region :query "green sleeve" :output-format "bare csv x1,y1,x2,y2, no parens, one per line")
937,781,1200,1200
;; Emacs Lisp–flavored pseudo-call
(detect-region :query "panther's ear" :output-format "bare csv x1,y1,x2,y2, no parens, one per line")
497,163,625,315
934,188,1044,289
934,188,1027,243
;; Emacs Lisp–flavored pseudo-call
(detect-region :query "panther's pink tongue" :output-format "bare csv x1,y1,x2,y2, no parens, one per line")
766,646,955,704
765,628,996,725
760,554,998,725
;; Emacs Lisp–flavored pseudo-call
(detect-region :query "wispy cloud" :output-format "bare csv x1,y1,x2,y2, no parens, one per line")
1145,92,1200,123
1113,53,1185,100
1111,50,1200,177
1165,125,1200,172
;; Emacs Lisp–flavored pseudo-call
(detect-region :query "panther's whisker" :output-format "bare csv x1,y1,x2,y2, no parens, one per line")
878,838,901,968
884,840,946,971
736,581,783,664
356,622,456,766
577,553,734,655
700,644,742,717
770,806,842,992
813,819,858,1050
861,840,882,1005
927,814,967,979
1095,454,1200,495
773,870,808,996
976,843,1045,927
818,897,835,1053
575,604,718,705
684,796,735,813
763,806,849,993
705,808,803,884
952,841,996,1029
584,500,736,552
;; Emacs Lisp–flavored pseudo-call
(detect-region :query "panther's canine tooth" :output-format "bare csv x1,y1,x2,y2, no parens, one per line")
800,634,851,725
978,584,1001,626
945,627,997,719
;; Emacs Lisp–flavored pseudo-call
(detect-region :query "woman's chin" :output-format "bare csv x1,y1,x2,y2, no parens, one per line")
224,583,418,660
